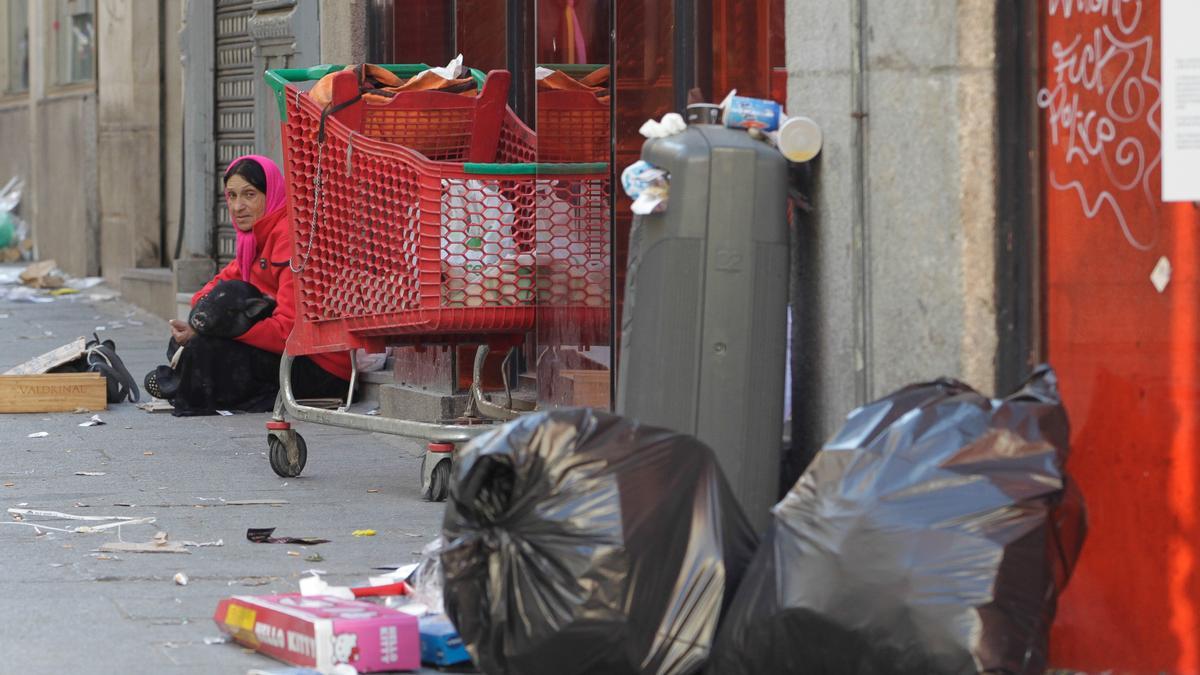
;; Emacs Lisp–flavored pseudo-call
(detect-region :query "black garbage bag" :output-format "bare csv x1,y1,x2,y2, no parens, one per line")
441,408,759,675
707,365,1086,675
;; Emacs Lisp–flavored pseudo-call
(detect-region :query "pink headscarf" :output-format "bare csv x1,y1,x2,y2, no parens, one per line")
226,154,287,282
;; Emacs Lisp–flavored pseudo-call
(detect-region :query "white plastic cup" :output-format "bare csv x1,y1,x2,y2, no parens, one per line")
774,115,823,163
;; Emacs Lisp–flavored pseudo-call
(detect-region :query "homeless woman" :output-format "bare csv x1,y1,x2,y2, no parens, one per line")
143,155,351,416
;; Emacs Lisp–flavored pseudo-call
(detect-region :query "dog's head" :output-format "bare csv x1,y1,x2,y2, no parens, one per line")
189,280,276,338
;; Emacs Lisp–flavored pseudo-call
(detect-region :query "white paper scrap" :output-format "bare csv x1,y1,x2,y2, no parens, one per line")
1151,256,1172,293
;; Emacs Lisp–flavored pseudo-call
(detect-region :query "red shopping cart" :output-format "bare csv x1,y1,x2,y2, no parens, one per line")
262,64,610,499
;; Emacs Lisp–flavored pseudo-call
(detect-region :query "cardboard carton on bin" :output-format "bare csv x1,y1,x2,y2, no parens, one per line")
214,594,419,672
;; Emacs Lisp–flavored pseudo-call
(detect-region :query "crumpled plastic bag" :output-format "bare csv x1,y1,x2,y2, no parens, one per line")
0,176,29,256
621,160,669,214
441,408,759,675
707,365,1086,675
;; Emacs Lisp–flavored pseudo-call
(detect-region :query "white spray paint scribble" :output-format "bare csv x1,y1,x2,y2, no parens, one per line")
1037,0,1159,251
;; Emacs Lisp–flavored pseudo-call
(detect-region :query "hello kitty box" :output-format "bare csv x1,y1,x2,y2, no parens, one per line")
214,594,420,673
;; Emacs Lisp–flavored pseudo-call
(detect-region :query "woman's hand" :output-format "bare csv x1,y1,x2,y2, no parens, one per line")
169,319,196,346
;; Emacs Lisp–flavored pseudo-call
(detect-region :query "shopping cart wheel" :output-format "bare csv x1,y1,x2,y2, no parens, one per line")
268,431,307,478
420,444,453,502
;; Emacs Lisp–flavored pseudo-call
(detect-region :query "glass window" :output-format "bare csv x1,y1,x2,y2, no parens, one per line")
56,0,94,85
6,0,29,93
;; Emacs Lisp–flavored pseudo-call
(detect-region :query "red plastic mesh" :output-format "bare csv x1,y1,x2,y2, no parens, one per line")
537,91,610,163
498,114,538,163
278,83,610,355
362,106,475,161
534,176,611,308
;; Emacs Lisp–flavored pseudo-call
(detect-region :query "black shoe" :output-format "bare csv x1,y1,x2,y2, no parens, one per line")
143,365,180,400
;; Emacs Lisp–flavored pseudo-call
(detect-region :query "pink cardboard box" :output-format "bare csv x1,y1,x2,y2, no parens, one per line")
214,593,420,672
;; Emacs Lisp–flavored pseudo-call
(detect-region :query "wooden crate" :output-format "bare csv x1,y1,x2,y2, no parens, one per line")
0,373,108,413
559,370,611,410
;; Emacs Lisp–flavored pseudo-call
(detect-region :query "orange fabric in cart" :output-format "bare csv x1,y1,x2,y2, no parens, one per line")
308,64,476,108
1040,3,1200,671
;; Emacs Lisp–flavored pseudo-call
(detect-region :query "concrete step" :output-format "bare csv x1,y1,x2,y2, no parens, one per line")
119,267,176,321
175,292,191,321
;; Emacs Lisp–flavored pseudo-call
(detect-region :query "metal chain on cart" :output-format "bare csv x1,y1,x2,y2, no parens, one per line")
291,137,325,274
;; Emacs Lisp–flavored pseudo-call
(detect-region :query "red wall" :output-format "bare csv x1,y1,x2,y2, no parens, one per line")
1041,2,1200,670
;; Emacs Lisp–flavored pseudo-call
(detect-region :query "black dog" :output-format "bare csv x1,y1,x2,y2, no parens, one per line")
147,280,280,415
189,280,276,338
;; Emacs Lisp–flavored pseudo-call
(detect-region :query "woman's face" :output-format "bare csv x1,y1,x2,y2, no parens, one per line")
225,174,266,232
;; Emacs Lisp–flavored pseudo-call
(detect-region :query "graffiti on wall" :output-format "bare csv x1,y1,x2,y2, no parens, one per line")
1037,0,1160,250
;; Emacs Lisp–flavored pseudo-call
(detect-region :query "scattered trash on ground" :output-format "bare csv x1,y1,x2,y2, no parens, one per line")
4,508,156,535
246,528,329,546
65,277,104,290
214,593,420,672
179,539,224,548
305,553,324,563
234,576,278,587
203,636,227,645
74,471,106,476
26,432,48,438
78,415,105,427
440,408,757,675
418,614,471,667
706,366,1086,675
216,410,234,416
299,572,411,601
18,260,64,289
137,400,174,413
350,529,376,537
99,532,190,554
174,572,189,586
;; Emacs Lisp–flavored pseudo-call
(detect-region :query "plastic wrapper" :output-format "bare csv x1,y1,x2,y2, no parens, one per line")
0,176,29,258
441,408,758,675
408,536,446,616
620,160,669,215
707,365,1086,675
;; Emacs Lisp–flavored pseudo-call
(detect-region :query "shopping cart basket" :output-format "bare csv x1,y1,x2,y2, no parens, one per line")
262,64,611,499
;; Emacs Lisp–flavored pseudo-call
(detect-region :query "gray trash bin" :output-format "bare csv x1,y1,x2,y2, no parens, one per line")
616,125,789,532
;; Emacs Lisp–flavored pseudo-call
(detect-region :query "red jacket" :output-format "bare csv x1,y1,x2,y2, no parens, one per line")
192,207,352,381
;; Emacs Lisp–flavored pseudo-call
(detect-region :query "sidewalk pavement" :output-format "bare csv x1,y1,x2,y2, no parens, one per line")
0,266,452,674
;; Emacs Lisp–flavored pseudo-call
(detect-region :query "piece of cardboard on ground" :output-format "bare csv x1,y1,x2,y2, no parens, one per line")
18,259,64,289
4,337,86,375
137,399,174,413
0,372,106,413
